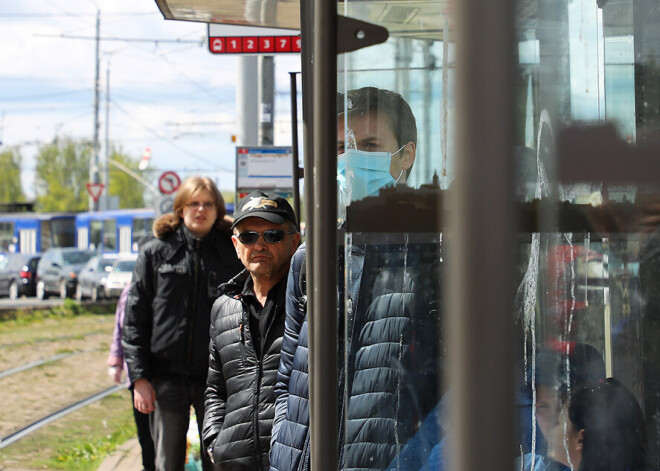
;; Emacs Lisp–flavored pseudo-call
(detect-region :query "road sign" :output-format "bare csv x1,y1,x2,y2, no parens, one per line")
86,183,105,202
235,146,294,193
138,147,151,171
156,195,175,216
158,171,181,195
208,24,300,55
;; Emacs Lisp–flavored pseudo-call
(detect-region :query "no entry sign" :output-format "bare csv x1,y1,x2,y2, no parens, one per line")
158,171,181,195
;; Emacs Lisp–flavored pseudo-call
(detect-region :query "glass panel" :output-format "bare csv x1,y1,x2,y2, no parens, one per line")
0,222,13,252
40,220,51,251
103,219,117,251
512,0,660,470
90,220,102,250
50,218,75,248
336,0,660,469
132,217,153,249
337,0,448,466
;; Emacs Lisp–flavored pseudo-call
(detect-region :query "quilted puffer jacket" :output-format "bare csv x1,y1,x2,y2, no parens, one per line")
203,269,287,471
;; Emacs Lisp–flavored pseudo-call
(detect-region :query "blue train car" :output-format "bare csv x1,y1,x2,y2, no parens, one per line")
75,208,155,254
0,212,76,254
74,203,234,255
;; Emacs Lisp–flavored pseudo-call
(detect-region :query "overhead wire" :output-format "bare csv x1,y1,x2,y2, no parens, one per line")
109,98,234,173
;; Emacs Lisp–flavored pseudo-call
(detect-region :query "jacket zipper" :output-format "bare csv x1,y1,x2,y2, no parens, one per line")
185,238,201,375
254,354,263,469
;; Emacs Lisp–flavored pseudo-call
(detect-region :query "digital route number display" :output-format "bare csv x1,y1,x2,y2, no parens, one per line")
209,35,301,54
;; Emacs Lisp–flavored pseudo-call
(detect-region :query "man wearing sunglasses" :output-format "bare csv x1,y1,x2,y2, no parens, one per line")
202,190,300,470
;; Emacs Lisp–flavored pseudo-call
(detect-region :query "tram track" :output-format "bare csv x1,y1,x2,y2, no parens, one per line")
0,328,110,350
0,349,88,379
0,384,124,449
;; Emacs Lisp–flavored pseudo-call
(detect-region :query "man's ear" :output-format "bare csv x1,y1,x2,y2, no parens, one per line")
231,235,240,255
401,141,416,170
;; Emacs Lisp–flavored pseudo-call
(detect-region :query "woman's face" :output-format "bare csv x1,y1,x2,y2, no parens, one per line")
181,189,217,237
553,404,583,470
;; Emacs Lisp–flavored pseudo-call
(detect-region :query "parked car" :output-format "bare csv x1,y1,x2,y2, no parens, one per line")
103,257,137,298
0,253,41,299
75,255,117,302
36,248,95,300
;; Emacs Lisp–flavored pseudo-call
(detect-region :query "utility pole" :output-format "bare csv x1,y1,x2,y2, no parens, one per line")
104,60,110,207
89,9,101,212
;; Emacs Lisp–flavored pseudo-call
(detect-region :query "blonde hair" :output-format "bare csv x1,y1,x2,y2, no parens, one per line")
153,176,230,238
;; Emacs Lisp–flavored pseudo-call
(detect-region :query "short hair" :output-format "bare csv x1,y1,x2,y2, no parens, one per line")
338,87,417,148
173,176,226,228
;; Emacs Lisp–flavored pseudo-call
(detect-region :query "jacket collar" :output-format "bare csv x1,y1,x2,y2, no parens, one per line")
219,268,250,297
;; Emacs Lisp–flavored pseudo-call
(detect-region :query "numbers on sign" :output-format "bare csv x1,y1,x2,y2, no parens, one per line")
280,38,287,48
294,37,301,51
247,39,254,49
231,39,237,49
264,39,271,49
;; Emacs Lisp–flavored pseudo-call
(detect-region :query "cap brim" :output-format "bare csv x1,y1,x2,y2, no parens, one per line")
231,211,288,229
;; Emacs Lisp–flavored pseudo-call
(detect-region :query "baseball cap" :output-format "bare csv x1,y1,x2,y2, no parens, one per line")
232,191,298,229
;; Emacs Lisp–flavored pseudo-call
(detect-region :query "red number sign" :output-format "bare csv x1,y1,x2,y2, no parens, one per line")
209,35,300,54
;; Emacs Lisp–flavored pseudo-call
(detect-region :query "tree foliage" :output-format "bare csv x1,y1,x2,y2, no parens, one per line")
35,137,90,212
0,148,25,203
107,150,145,208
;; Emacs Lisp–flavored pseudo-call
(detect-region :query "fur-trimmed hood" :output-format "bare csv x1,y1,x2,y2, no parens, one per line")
153,213,233,239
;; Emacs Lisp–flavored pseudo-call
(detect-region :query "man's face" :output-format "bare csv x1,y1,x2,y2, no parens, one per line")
232,217,300,281
337,111,415,182
535,385,560,441
181,189,217,237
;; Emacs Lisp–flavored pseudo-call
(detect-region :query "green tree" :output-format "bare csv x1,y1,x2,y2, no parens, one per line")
34,137,90,212
107,150,145,208
0,148,26,203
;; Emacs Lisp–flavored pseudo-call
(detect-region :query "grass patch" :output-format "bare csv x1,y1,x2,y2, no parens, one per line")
0,299,116,323
0,389,136,471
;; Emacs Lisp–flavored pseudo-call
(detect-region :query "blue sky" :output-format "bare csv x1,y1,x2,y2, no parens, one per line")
0,0,301,199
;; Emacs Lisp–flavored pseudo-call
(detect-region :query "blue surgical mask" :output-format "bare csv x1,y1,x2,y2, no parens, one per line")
337,145,405,204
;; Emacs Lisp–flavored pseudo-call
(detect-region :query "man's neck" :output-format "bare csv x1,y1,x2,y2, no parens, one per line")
251,276,280,307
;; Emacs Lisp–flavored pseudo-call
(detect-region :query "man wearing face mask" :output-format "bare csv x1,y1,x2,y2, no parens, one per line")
270,88,442,471
336,87,417,207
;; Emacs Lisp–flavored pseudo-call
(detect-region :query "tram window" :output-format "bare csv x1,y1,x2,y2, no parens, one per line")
132,217,153,247
50,219,74,248
89,220,102,250
0,222,13,252
40,220,51,251
103,219,117,251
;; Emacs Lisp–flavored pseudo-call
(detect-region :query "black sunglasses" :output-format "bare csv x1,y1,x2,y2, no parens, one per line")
237,230,296,245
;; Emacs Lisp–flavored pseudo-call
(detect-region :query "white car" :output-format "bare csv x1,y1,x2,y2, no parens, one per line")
103,257,137,298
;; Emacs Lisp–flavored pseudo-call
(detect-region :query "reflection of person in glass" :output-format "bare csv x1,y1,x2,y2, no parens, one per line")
269,87,443,471
518,343,605,471
556,378,647,471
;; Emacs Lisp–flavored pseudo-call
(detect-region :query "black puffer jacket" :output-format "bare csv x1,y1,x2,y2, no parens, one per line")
122,224,242,383
203,270,286,471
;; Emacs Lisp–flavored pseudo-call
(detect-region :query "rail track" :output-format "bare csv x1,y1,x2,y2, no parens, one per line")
0,385,124,449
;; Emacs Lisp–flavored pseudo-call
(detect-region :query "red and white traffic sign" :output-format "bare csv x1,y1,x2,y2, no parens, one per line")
158,171,181,195
86,183,105,202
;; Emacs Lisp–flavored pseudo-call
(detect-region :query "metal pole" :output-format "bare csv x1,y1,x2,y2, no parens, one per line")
237,57,259,146
90,10,101,212
310,0,337,466
104,60,110,209
259,56,275,145
289,72,301,228
449,0,515,470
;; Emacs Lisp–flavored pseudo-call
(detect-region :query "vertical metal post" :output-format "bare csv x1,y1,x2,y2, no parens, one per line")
259,56,275,145
310,0,337,467
289,72,302,228
449,1,515,471
90,10,101,212
104,61,110,209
